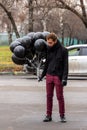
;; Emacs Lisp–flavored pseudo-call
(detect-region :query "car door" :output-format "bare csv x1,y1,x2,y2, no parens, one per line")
78,47,87,74
68,47,81,75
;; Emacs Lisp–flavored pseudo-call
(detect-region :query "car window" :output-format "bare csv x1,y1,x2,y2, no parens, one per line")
68,48,80,56
80,47,87,56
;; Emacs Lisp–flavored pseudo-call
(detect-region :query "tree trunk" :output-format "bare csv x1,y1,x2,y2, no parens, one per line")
41,19,47,31
69,36,72,46
28,0,33,32
61,27,64,45
7,23,12,44
0,3,20,38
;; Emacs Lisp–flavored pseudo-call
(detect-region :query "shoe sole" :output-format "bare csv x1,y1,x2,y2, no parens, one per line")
43,119,52,122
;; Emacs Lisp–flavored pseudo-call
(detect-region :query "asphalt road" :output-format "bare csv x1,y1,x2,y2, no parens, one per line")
0,75,87,130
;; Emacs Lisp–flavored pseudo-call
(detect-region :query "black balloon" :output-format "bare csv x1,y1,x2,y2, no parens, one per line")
42,31,50,40
27,32,35,42
25,49,35,60
10,40,21,52
12,54,26,65
10,31,50,67
34,39,47,52
13,45,25,58
17,36,32,49
34,32,44,41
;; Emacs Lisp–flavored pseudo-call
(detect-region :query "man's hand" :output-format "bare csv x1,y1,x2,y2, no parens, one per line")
38,77,42,82
62,80,67,86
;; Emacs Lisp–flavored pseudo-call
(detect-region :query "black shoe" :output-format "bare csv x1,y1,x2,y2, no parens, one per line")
43,115,52,122
60,116,67,123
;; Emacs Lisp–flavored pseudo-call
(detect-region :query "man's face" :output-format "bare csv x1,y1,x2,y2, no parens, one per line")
47,38,57,47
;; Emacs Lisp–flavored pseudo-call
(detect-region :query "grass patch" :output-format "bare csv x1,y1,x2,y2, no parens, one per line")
0,46,23,72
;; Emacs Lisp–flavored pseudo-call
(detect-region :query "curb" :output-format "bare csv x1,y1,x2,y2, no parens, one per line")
0,71,26,75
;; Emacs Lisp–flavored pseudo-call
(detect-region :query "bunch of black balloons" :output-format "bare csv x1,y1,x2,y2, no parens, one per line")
10,31,50,65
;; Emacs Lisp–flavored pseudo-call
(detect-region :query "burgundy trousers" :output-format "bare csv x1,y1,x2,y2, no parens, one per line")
46,74,65,117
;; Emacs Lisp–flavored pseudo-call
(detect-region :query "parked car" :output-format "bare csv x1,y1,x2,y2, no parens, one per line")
67,44,87,76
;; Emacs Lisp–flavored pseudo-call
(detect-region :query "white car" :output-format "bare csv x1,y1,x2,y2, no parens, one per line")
67,44,87,76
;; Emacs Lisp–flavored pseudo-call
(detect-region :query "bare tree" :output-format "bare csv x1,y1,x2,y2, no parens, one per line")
61,9,87,45
33,0,59,31
0,1,20,38
55,0,87,28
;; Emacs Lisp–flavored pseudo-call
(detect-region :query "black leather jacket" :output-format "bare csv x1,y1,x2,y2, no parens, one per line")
41,40,68,81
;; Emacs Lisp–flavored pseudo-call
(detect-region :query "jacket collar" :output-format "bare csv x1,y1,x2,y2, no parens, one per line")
47,39,61,51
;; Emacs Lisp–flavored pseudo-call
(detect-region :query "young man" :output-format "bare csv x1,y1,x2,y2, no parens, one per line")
38,33,68,123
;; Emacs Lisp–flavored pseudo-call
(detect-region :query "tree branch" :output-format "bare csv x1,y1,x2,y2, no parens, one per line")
80,0,87,17
56,0,87,28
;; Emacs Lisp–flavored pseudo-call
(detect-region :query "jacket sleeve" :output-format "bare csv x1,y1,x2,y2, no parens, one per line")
62,48,68,81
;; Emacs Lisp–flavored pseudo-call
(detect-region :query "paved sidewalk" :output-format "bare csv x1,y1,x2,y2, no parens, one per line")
0,75,87,130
